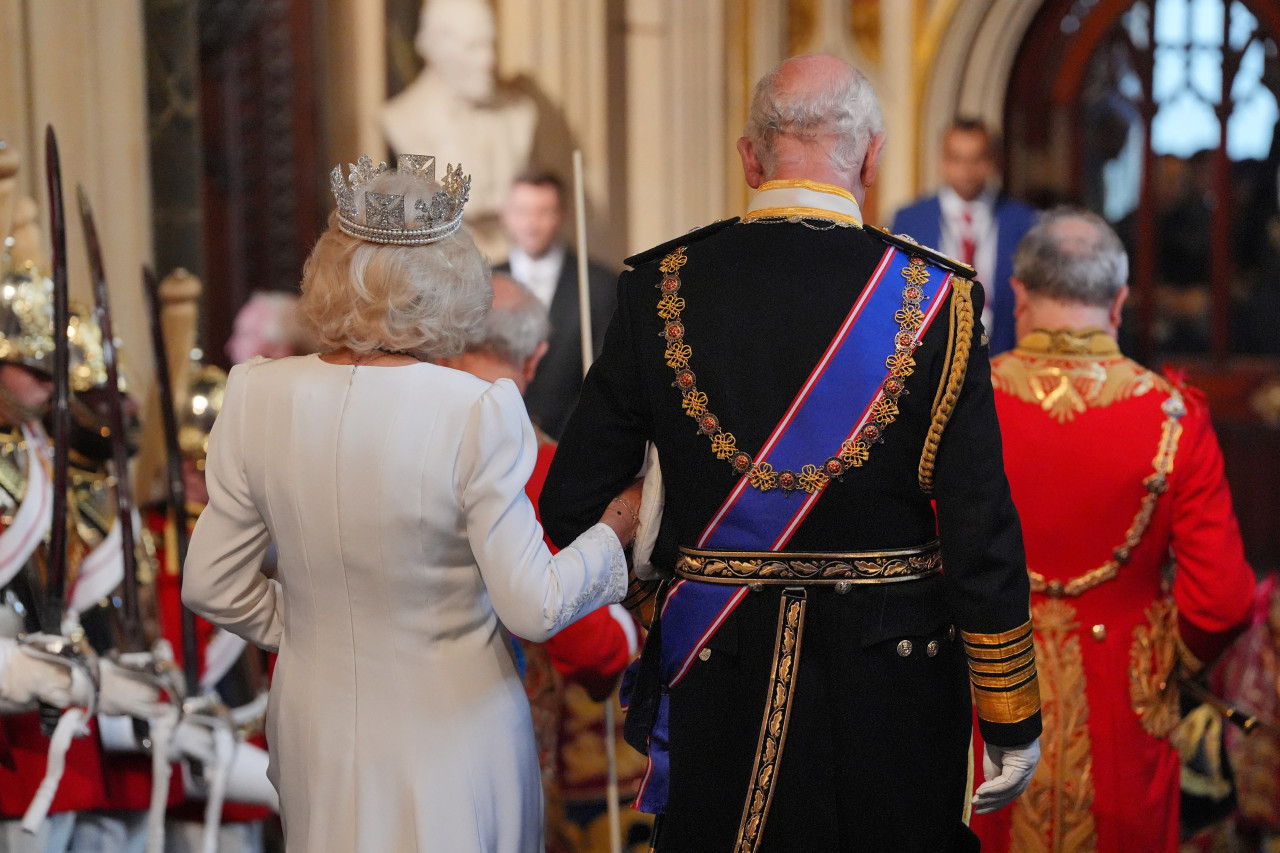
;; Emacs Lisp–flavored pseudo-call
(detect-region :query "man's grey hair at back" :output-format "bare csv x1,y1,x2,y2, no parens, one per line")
744,57,885,178
471,274,550,367
1013,207,1129,308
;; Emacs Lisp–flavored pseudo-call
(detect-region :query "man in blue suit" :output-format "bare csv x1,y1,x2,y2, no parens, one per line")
891,118,1037,354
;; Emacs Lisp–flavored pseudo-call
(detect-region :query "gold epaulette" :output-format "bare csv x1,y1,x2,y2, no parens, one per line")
624,217,740,268
918,280,975,493
862,224,976,279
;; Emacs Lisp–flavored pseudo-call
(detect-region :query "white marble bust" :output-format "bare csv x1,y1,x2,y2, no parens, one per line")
381,0,537,258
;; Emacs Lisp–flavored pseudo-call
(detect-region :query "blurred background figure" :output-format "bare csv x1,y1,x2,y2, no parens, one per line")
891,118,1037,354
225,291,313,364
442,273,650,853
1190,575,1280,852
495,171,615,441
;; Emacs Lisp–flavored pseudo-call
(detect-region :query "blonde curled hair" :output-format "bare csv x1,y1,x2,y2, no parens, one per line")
300,173,492,360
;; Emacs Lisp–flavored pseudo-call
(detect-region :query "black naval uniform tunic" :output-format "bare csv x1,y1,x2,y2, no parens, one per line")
541,182,1041,853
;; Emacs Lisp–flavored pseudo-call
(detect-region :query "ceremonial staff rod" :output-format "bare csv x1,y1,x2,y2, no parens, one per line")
572,149,623,853
42,127,71,639
142,266,200,695
573,151,594,373
78,187,147,653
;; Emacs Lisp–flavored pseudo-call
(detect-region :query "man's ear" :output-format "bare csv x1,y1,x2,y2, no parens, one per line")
1010,277,1029,318
737,137,765,189
860,132,887,190
523,340,550,387
1110,284,1129,330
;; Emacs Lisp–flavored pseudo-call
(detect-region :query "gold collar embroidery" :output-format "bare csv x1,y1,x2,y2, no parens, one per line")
741,179,863,227
1015,328,1119,357
993,329,1165,422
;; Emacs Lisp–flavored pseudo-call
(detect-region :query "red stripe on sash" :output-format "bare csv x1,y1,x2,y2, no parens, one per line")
767,271,955,549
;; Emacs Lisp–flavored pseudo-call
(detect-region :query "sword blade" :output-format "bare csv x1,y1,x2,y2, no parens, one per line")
77,185,145,652
142,266,199,693
42,126,70,636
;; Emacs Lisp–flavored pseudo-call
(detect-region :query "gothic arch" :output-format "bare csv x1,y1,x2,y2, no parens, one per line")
917,0,1048,189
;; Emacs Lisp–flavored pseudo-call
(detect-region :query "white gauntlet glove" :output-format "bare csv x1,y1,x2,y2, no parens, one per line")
0,635,95,711
98,654,167,719
171,714,218,765
972,738,1041,814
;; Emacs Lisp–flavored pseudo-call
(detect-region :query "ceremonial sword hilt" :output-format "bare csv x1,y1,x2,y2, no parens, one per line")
18,630,101,725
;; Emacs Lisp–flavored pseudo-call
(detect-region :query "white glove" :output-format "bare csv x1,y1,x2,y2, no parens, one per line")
973,738,1041,814
171,715,218,765
98,655,166,719
0,635,94,710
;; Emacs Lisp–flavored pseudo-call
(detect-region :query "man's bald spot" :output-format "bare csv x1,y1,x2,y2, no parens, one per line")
490,273,527,312
1044,217,1104,258
771,54,856,98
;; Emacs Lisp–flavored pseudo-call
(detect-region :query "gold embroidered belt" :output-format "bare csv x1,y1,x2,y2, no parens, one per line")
675,541,942,586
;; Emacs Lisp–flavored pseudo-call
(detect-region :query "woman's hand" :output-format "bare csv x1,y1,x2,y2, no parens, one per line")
599,479,644,547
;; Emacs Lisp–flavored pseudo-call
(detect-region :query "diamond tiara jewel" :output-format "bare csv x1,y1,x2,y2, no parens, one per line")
330,154,472,246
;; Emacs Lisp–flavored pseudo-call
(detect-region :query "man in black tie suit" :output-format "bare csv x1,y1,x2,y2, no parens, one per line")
496,170,616,440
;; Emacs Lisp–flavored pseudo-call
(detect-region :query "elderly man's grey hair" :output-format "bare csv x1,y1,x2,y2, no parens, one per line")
472,274,550,367
1013,208,1129,307
744,56,885,178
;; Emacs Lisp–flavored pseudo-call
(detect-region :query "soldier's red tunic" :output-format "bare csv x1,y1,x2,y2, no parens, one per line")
0,422,110,820
970,330,1255,853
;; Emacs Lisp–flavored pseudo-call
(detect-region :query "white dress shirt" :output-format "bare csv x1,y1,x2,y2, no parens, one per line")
507,243,566,309
938,185,998,333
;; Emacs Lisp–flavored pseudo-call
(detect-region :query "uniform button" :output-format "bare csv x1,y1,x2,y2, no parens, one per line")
948,625,956,641
1091,624,1106,642
834,581,852,595
698,648,712,662
897,640,913,657
927,640,940,657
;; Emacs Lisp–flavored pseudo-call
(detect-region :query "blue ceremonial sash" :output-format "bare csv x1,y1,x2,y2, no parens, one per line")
699,247,953,550
631,246,954,815
632,579,747,813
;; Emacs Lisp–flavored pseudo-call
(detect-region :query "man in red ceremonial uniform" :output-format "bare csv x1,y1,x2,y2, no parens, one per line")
970,207,1256,853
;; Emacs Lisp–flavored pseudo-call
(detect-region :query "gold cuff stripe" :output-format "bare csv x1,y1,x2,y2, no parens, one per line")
967,647,1035,676
972,674,1041,726
962,621,1034,648
963,633,1035,661
970,665,1037,690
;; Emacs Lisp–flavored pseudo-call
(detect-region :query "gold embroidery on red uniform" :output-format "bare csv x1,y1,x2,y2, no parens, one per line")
1011,599,1098,853
991,329,1172,423
1128,598,1182,738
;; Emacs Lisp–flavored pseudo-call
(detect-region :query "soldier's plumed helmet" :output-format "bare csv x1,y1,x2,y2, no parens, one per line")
179,362,227,470
0,250,55,378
